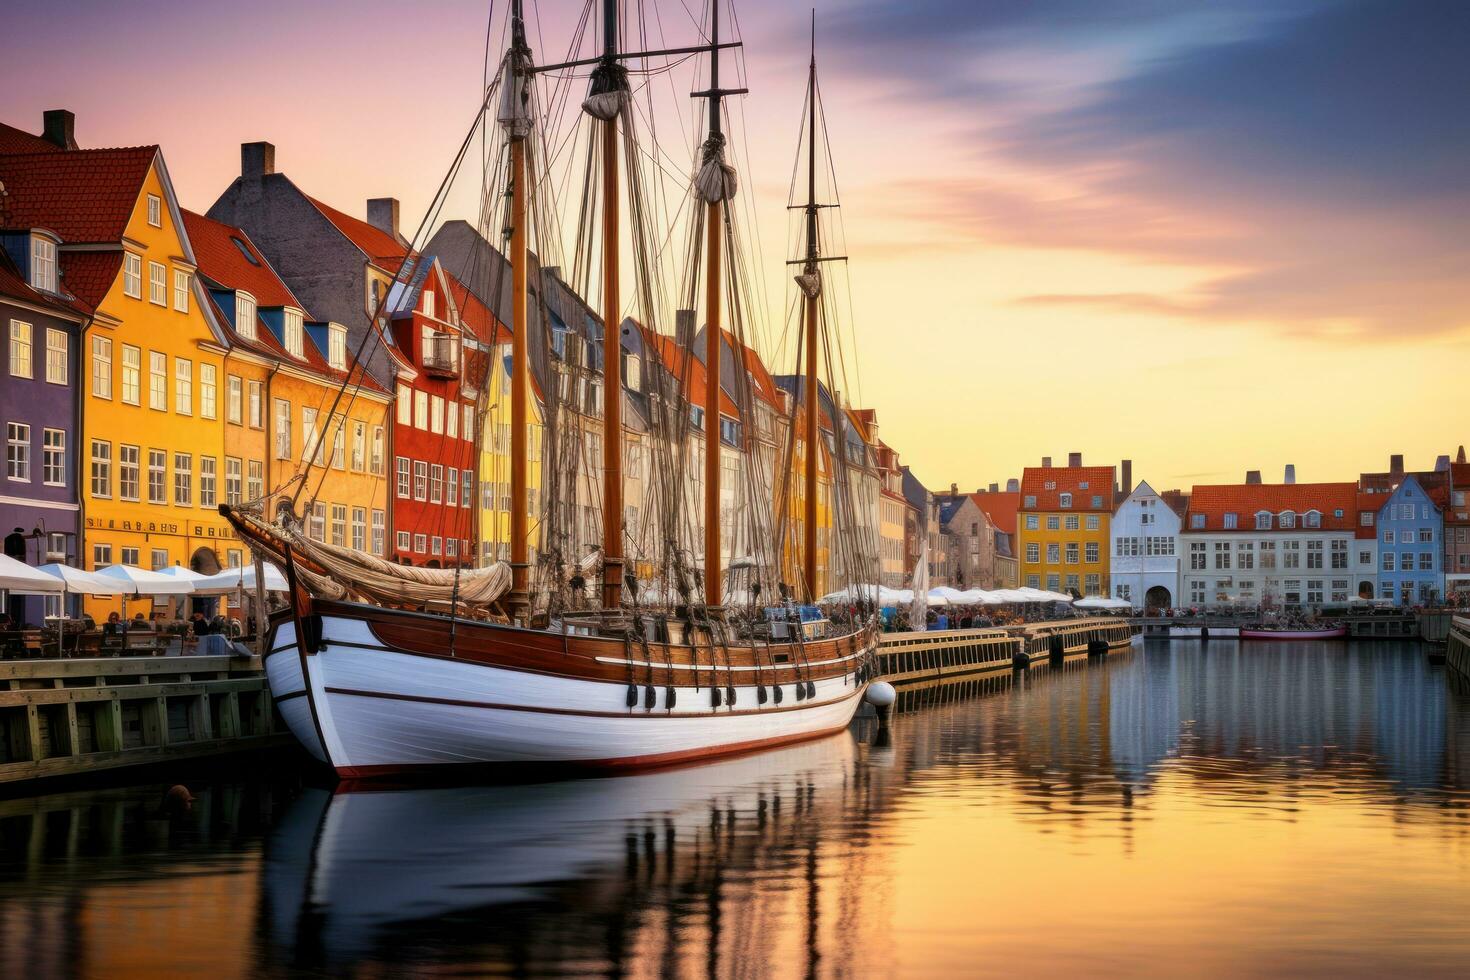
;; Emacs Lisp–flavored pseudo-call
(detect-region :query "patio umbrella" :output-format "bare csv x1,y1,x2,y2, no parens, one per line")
34,563,121,596
0,554,64,594
96,564,197,597
192,564,289,595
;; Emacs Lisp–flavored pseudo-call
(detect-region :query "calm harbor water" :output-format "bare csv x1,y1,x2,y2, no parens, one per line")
3,641,1469,977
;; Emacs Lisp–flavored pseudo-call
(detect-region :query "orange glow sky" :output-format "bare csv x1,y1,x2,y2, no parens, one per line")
3,0,1466,493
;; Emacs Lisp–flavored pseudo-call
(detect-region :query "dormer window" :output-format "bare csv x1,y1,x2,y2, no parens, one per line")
30,235,57,293
328,324,347,370
284,309,304,358
235,292,257,340
147,194,162,227
1279,511,1296,528
1079,481,1089,490
1223,512,1237,529
1304,510,1321,528
421,290,435,319
1059,492,1072,509
1191,514,1205,529
1256,511,1272,530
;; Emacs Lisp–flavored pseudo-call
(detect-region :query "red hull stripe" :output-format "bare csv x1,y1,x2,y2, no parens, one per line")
321,684,862,720
333,721,860,779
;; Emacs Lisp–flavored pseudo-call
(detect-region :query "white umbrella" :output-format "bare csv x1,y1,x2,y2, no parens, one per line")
192,563,289,595
34,563,121,596
155,565,209,585
1075,596,1130,610
0,554,64,594
97,564,196,596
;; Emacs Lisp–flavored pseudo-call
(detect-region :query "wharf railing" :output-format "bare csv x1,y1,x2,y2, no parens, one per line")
876,617,1134,687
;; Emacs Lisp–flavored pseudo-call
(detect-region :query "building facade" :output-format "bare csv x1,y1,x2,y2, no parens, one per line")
1018,456,1115,597
1110,480,1181,611
1450,450,1470,600
1373,475,1443,605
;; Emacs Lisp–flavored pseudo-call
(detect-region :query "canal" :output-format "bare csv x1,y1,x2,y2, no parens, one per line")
2,641,1468,977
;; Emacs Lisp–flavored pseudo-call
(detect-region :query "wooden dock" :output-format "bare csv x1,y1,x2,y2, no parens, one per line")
0,654,288,785
876,617,1134,688
1446,617,1470,679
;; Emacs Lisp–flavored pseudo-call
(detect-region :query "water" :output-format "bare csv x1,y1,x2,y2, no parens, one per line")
3,641,1469,978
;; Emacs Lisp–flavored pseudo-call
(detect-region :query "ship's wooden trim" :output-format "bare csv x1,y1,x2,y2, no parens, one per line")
321,684,861,719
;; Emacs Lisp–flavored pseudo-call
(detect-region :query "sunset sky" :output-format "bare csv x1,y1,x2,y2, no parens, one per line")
3,0,1466,493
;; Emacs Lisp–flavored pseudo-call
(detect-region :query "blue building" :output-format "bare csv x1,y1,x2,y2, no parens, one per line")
1375,475,1443,606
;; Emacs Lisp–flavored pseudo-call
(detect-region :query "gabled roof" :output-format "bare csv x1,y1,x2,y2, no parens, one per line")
1185,482,1357,532
971,490,1019,535
0,147,156,243
640,324,739,419
934,493,972,527
720,328,782,410
1020,465,1116,511
182,210,303,309
0,249,89,320
0,122,61,155
1355,490,1380,539
304,194,406,262
446,272,509,347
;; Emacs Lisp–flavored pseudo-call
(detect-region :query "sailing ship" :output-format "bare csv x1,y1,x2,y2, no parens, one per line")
222,0,880,776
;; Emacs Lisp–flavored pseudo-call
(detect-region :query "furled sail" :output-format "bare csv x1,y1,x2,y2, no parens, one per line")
694,134,738,203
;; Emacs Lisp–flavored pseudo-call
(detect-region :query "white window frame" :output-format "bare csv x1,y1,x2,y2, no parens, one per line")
121,345,141,405
149,351,167,411
43,428,66,487
123,253,143,299
7,422,30,481
9,320,33,378
174,358,192,415
284,308,304,358
235,292,257,339
199,363,217,419
147,193,163,227
92,336,113,397
118,444,140,501
31,235,57,293
148,261,167,306
173,268,190,313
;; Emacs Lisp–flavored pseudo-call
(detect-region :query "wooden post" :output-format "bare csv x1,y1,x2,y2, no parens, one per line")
598,2,625,611
704,199,722,609
508,118,531,624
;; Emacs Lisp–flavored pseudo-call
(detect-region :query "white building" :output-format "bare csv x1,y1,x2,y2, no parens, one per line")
1111,481,1183,610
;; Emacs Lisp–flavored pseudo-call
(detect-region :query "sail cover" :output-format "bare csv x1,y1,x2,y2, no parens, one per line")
695,134,738,203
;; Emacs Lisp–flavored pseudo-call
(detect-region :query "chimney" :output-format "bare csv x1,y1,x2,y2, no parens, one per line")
1284,464,1296,485
950,483,958,496
1458,445,1466,464
1436,455,1450,472
1068,452,1082,468
1120,459,1133,496
241,141,276,179
1041,456,1052,468
1245,470,1262,485
1389,454,1404,476
1006,478,1019,493
367,197,401,240
42,109,77,150
988,482,999,494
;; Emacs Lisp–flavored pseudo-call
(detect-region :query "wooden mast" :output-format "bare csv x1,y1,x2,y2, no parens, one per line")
701,1,726,610
508,0,531,624
599,0,624,610
801,19,820,603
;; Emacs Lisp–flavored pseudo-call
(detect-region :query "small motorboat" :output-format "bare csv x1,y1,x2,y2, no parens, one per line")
1239,625,1347,641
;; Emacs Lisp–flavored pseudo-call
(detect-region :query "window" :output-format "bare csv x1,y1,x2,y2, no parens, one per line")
1064,543,1079,564
9,321,32,378
371,510,385,556
174,359,192,414
31,236,57,292
151,549,169,571
1419,528,1434,543
431,536,443,556
1064,515,1080,531
413,461,428,500
1025,515,1039,531
430,395,445,434
1027,542,1041,565
148,261,166,305
447,401,459,439
1191,514,1205,529
225,375,242,424
1084,573,1100,594
1086,515,1099,530
235,293,257,339
90,439,110,496
1047,543,1060,563
351,421,366,471
396,385,411,424
1223,513,1237,530
429,464,443,504
146,193,162,227
1382,551,1394,571
301,407,320,464
329,324,347,370
1239,542,1255,569
1279,511,1295,529
173,453,192,505
121,345,140,404
147,450,166,503
331,504,347,547
1214,542,1231,569
414,391,428,430
445,538,458,558
463,405,475,442
199,456,216,507
447,466,459,507
1382,530,1395,544
123,253,142,298
1360,511,1374,527
422,290,435,318
248,382,264,427
1419,552,1434,571
1307,541,1324,569
43,328,69,385
1400,552,1413,571
371,427,384,475
396,457,410,498
199,364,217,419
462,470,472,510
413,533,427,554
93,544,112,568
331,417,345,469
149,352,167,410
1027,575,1040,589
1283,541,1300,569
396,530,411,553
273,399,292,459
173,268,190,312
1190,542,1207,570
1085,542,1099,564
351,507,366,551
247,460,263,501
6,423,30,481
1331,540,1348,569
309,502,326,541
93,337,113,401
225,457,242,506
1304,511,1321,529
284,309,304,358
1046,516,1059,530
1059,492,1072,509
119,445,139,500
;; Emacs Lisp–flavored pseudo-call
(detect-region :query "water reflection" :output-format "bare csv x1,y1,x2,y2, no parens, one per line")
3,642,1469,977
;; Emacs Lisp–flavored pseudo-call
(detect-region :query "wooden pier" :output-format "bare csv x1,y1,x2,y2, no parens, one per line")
0,654,287,785
876,617,1134,688
1446,617,1470,679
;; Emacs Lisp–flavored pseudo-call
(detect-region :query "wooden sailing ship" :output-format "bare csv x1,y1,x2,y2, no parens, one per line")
222,0,879,776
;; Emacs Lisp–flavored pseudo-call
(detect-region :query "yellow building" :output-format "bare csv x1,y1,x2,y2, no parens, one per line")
183,212,392,568
1017,458,1116,597
15,146,241,614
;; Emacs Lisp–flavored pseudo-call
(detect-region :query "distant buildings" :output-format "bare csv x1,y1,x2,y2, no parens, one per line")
1111,480,1185,610
1018,454,1115,597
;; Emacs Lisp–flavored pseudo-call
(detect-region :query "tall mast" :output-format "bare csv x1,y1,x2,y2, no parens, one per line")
506,0,532,624
597,0,625,609
700,1,727,609
801,17,820,603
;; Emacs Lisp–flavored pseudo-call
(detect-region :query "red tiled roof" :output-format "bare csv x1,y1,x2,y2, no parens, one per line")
971,490,1019,535
1020,465,1116,511
182,210,302,309
1185,482,1358,532
446,272,508,347
59,251,123,309
1452,462,1470,488
720,328,782,410
0,251,89,319
0,122,60,155
0,147,156,243
640,324,739,419
1159,490,1190,519
305,194,406,261
1355,490,1381,539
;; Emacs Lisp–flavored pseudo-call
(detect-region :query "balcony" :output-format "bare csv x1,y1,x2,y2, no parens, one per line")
422,332,459,379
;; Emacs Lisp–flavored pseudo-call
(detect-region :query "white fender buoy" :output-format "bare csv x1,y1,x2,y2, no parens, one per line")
866,681,896,729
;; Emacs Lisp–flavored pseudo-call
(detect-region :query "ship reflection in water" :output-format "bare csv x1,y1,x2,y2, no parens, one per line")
3,642,1470,977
